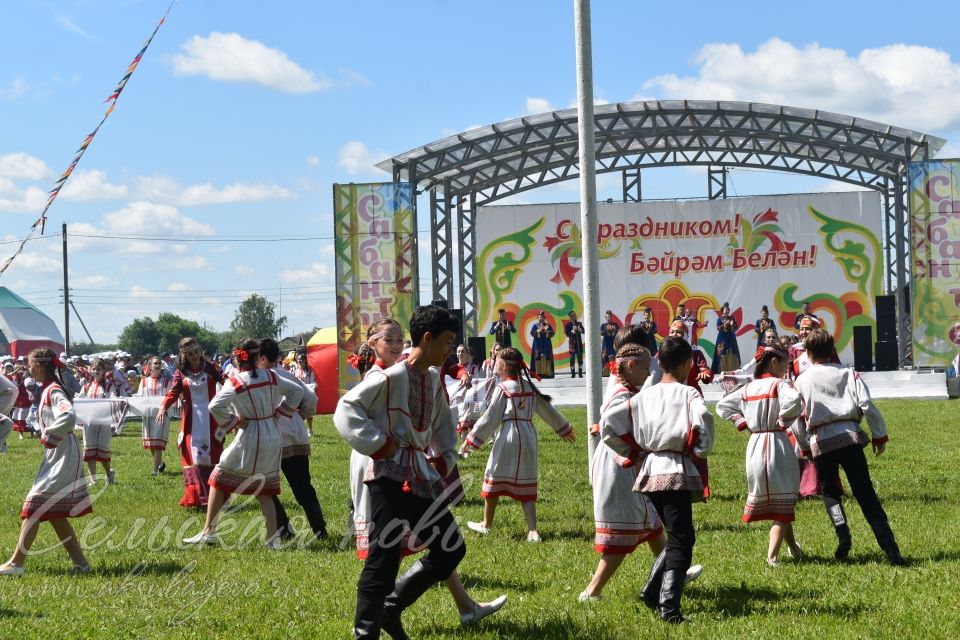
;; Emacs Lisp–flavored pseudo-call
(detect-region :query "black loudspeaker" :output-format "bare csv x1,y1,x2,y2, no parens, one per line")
431,299,449,309
852,326,873,372
450,308,464,345
875,340,898,371
468,336,487,361
876,295,896,341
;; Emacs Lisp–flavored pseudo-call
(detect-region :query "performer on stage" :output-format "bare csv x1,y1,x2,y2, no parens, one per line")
716,346,805,566
565,311,585,378
335,305,468,639
136,355,172,476
183,338,304,549
460,347,574,542
0,349,91,576
529,310,556,378
158,337,224,509
600,310,620,369
488,308,517,348
640,307,659,355
792,329,905,566
793,300,821,330
754,305,774,348
712,312,741,374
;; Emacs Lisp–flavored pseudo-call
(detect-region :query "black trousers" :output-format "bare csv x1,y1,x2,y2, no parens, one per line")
358,477,466,604
272,454,327,536
569,344,584,371
814,444,890,536
647,490,695,572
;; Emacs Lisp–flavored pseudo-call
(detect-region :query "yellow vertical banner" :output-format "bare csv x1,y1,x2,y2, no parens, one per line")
908,160,960,367
333,183,416,392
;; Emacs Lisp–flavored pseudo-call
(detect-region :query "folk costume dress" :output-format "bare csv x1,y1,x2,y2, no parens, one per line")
599,321,619,368
336,360,460,557
529,321,556,378
21,382,92,522
716,374,804,522
462,377,573,502
0,373,16,452
161,362,224,508
78,377,118,463
136,373,172,451
711,321,741,374
207,369,303,497
590,381,663,553
11,369,31,434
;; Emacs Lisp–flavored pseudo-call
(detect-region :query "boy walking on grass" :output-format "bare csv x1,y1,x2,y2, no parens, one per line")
335,305,466,639
793,329,906,566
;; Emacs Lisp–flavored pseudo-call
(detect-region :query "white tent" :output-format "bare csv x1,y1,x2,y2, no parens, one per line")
0,287,65,358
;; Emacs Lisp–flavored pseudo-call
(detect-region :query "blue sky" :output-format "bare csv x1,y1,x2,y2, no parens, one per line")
3,0,960,343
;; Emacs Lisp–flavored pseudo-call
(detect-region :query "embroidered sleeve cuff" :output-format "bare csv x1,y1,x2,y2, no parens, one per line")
370,435,394,461
219,415,239,433
463,433,484,451
40,433,61,449
555,422,573,438
872,435,889,445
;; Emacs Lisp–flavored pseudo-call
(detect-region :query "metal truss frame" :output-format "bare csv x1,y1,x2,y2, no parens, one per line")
379,100,944,364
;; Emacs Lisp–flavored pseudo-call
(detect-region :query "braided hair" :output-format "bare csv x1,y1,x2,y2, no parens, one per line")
497,347,552,403
614,342,651,385
352,342,378,378
28,347,74,401
754,346,789,378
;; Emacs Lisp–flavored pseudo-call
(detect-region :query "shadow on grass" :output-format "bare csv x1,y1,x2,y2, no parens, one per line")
690,583,869,618
458,574,538,593
697,521,748,534
420,616,614,640
84,560,193,578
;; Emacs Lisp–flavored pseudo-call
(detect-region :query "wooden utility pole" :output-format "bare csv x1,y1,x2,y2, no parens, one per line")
62,223,70,356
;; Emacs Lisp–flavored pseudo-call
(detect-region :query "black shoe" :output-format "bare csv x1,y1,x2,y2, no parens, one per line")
571,372,576,378
658,568,686,623
157,461,166,473
835,536,852,561
380,608,409,640
279,525,296,541
884,543,907,566
578,371,584,378
354,595,385,639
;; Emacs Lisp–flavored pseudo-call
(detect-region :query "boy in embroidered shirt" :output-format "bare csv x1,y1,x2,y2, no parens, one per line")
793,329,905,566
335,305,466,639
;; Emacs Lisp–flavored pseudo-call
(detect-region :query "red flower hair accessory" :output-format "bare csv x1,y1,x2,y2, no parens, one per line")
232,348,250,362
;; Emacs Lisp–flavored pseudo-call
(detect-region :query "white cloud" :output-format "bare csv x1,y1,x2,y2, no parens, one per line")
306,155,320,167
59,169,128,202
0,185,46,213
56,13,100,44
0,153,49,180
102,201,214,237
74,275,113,287
0,77,26,101
160,255,212,271
524,97,554,115
337,141,390,176
337,68,371,88
135,175,293,205
166,282,192,292
9,252,60,274
67,203,214,256
235,266,255,276
279,262,333,285
643,38,960,132
170,32,329,94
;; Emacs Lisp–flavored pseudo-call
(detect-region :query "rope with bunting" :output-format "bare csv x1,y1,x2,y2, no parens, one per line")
0,0,177,276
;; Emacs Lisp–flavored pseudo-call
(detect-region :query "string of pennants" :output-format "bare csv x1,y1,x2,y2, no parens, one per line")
0,0,177,276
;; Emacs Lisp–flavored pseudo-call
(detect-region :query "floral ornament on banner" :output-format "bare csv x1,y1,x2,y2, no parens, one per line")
0,0,177,276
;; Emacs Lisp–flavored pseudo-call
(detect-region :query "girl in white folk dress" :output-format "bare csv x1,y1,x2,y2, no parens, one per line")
460,347,575,542
77,357,118,485
0,371,16,454
716,346,805,566
1,348,91,576
183,338,304,549
349,320,507,626
136,355,172,476
581,342,702,601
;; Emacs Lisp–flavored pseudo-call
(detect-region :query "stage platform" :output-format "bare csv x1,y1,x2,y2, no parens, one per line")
538,370,949,406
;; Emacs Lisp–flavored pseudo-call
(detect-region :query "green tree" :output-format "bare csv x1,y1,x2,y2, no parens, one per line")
229,293,287,341
117,317,159,358
154,312,218,356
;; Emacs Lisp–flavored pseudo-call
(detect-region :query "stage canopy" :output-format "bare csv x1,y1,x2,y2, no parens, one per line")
0,287,65,358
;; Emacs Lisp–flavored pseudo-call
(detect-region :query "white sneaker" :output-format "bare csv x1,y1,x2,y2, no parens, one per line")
183,531,218,545
0,563,24,576
467,521,490,535
685,564,704,582
71,564,91,575
767,557,779,567
526,531,542,543
265,538,282,550
460,594,507,625
578,591,601,602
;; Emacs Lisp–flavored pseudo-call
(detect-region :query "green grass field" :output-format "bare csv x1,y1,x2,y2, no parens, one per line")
0,399,958,639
